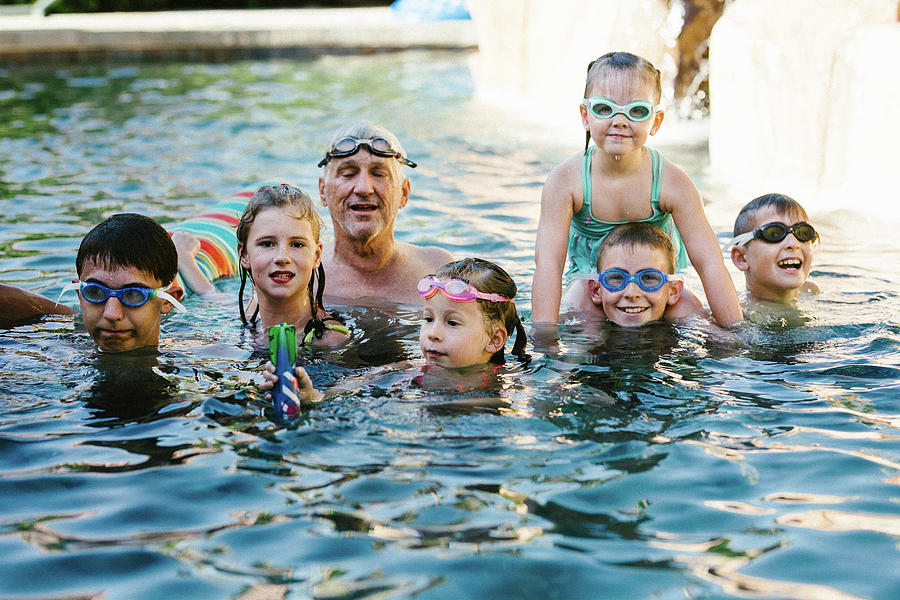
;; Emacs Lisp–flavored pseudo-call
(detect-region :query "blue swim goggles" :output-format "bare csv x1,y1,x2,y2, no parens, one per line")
57,281,186,312
579,268,679,293
583,97,658,122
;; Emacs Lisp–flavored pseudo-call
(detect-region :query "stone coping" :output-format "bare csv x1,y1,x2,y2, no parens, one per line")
0,8,477,62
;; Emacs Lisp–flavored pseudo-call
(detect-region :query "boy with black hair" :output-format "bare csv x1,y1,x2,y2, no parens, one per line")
57,213,185,352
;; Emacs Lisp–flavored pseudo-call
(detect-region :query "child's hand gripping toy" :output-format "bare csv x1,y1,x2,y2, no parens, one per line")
268,322,301,421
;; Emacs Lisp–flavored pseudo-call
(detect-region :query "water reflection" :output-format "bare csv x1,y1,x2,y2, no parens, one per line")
84,349,182,425
1,53,899,600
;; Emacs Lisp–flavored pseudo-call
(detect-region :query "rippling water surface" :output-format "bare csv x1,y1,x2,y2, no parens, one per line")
1,52,899,600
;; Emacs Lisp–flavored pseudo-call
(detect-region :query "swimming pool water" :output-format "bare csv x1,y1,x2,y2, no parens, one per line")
1,51,899,600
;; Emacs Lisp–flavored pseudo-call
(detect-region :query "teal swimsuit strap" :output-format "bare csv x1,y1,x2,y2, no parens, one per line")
581,145,595,215
581,146,661,216
649,147,662,205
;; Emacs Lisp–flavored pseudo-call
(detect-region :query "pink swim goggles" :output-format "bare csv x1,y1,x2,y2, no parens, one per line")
417,275,511,303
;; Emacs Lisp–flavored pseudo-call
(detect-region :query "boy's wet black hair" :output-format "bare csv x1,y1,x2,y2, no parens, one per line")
433,257,527,363
733,193,812,237
75,213,177,285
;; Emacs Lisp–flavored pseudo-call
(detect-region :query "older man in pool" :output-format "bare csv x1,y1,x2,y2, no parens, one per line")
317,121,453,305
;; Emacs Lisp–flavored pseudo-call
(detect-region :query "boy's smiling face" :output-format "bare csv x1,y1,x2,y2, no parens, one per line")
730,206,815,302
590,243,682,327
78,258,172,352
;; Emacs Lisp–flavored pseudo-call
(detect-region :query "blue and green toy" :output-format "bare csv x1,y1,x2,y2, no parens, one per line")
268,322,301,421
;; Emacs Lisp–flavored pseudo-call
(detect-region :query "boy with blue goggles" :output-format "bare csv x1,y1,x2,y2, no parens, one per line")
59,281,185,311
564,223,707,327
55,213,187,353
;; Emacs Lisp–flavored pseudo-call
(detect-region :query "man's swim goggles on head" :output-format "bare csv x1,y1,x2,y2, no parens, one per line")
576,268,680,293
583,97,658,122
58,281,187,312
731,221,818,247
417,275,512,303
317,136,417,168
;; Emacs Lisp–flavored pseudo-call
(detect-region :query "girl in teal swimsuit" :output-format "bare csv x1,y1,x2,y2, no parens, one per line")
532,51,742,328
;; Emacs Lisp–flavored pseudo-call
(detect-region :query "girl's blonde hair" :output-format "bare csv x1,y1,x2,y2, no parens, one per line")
236,184,329,336
434,257,527,363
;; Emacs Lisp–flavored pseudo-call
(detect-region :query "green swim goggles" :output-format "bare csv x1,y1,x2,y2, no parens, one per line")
583,97,658,122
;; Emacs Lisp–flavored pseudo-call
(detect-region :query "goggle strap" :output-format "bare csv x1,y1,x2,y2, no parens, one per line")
477,292,511,303
155,288,187,313
731,232,755,247
57,280,80,304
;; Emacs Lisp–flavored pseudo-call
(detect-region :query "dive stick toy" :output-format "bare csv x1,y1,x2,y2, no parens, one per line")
268,322,301,420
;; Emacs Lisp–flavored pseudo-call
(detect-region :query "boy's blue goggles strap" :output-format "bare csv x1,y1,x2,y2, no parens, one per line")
57,281,186,313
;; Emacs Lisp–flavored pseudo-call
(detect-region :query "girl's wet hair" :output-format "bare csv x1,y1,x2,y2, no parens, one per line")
583,51,662,153
733,193,811,237
434,257,527,363
76,213,177,286
236,184,333,339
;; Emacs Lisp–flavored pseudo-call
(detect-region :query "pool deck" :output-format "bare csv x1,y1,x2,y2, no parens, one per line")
0,8,477,62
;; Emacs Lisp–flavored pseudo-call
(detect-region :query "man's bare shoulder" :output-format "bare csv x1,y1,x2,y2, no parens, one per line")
400,242,454,272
